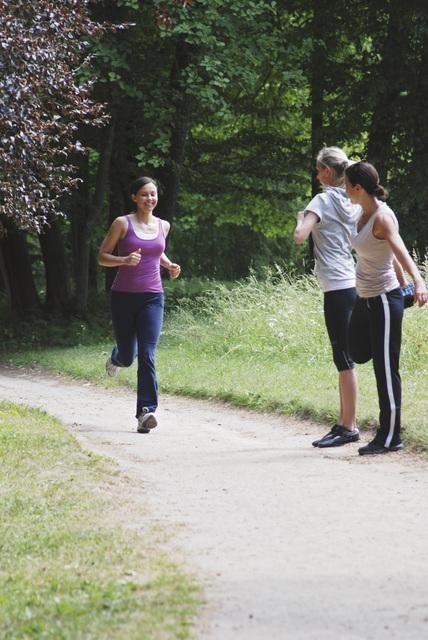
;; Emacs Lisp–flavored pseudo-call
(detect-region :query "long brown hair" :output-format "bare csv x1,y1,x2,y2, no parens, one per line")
345,162,388,200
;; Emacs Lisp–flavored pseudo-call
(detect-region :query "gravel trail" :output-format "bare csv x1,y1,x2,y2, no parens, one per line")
1,366,427,640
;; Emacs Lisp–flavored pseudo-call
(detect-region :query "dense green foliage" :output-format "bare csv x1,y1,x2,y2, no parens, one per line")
1,0,428,319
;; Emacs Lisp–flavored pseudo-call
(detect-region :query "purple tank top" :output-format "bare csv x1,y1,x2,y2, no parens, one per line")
111,215,166,293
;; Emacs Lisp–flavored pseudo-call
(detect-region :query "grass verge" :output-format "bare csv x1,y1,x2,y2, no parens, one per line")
1,271,427,452
0,402,200,639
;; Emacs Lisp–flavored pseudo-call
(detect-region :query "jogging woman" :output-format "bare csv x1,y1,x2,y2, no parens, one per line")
98,176,181,433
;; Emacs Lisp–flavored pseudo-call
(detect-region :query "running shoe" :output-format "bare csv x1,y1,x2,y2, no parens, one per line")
312,424,341,447
358,440,403,455
317,425,360,448
137,408,158,434
105,356,118,377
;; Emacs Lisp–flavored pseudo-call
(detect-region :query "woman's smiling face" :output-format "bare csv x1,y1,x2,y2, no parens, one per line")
132,182,158,211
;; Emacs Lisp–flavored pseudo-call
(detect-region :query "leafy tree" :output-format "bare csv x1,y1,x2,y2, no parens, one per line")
160,0,313,278
2,0,428,324
0,0,108,233
0,0,109,317
328,0,428,254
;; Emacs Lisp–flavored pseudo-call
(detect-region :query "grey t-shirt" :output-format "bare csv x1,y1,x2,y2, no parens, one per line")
305,187,360,292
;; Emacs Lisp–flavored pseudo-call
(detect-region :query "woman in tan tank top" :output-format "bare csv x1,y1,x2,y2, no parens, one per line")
345,161,427,455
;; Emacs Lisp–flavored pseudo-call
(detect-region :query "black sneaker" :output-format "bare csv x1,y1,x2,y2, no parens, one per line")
317,425,360,448
358,440,404,456
137,408,158,434
312,425,341,447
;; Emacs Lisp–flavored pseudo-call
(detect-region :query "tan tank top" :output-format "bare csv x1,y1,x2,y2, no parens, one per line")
351,204,399,298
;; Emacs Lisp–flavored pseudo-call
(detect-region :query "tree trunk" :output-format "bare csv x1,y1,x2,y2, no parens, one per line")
308,1,328,266
366,0,412,178
0,223,41,318
310,0,326,197
72,119,115,316
156,39,193,224
104,147,128,293
70,152,90,314
0,245,11,305
38,218,72,317
406,31,428,256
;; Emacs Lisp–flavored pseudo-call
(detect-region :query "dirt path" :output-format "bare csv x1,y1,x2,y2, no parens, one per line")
1,366,428,639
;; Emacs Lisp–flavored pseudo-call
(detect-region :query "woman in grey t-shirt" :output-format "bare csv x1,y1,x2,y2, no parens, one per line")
294,147,361,449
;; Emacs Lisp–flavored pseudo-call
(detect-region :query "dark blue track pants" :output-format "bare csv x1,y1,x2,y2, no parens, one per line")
109,291,164,418
349,288,403,446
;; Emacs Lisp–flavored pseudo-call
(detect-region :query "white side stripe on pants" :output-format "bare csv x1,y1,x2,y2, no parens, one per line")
381,293,396,447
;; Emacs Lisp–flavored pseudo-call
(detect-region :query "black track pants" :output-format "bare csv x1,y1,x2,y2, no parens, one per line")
349,288,403,446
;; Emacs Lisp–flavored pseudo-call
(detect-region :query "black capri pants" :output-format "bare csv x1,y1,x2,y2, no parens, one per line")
323,286,357,371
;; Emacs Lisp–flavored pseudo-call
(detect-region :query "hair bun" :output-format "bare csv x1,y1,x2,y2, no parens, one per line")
374,184,388,200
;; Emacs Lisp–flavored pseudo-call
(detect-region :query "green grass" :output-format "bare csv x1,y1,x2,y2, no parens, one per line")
0,402,200,639
0,279,223,351
2,271,427,451
160,273,428,450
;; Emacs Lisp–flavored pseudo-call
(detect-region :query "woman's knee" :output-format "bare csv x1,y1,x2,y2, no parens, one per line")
113,346,136,367
331,342,354,370
350,347,372,364
138,344,157,364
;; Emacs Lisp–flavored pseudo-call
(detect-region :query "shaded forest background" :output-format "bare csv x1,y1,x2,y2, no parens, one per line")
1,0,427,322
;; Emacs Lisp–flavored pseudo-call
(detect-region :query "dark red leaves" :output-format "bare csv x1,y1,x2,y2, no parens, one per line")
0,0,109,234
